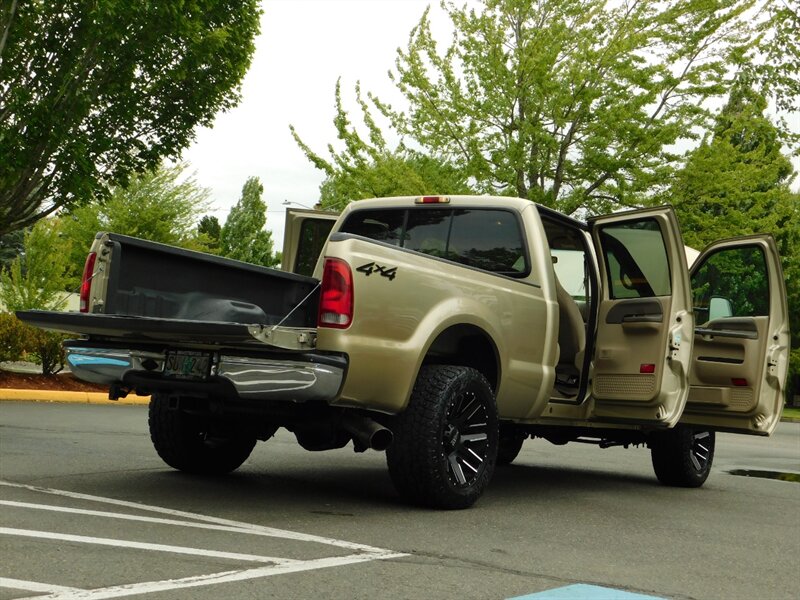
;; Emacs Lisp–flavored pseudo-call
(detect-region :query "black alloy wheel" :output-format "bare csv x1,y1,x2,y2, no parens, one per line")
387,365,499,509
651,427,715,488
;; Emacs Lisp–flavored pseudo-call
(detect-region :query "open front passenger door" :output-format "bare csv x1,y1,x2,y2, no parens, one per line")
680,235,789,435
588,207,694,427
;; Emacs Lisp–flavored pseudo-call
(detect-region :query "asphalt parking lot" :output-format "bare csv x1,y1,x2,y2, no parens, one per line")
1,402,798,600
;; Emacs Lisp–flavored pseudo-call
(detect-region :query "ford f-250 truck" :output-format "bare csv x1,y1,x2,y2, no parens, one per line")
18,195,790,509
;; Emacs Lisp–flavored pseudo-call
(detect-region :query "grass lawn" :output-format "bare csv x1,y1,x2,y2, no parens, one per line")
782,407,800,420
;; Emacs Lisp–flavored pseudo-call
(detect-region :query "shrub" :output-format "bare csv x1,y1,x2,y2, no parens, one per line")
0,312,27,362
0,312,67,375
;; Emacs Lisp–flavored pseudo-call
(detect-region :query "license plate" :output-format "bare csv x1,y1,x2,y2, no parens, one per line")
164,351,211,380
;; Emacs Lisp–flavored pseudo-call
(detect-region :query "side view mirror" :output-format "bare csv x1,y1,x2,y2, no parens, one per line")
709,296,733,321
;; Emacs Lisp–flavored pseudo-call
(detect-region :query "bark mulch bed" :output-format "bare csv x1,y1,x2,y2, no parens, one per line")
0,370,108,393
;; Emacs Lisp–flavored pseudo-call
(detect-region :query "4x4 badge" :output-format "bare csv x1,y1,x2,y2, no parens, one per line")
356,261,397,281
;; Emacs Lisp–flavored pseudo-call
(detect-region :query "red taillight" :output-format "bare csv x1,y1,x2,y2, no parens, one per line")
732,378,748,387
640,364,656,374
318,258,353,329
80,252,97,313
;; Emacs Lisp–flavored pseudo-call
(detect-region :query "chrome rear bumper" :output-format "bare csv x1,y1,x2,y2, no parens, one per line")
66,347,345,402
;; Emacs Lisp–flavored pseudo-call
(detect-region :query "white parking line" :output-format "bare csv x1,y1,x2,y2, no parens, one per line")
0,577,82,594
0,527,298,565
0,480,409,599
0,480,387,553
25,553,408,600
0,500,320,541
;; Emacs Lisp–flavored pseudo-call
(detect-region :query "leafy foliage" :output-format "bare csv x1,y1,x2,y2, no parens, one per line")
0,311,27,362
0,229,24,270
298,1,798,216
60,164,212,287
748,0,800,117
0,312,67,376
292,81,473,210
0,218,72,312
671,79,799,402
220,177,279,267
198,215,222,253
0,0,261,235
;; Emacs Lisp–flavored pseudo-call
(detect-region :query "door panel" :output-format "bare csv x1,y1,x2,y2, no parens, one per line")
281,209,338,276
589,207,694,426
681,236,789,435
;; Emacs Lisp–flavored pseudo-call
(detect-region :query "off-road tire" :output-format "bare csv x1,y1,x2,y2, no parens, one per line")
650,427,715,488
386,365,499,509
148,394,256,475
496,427,526,466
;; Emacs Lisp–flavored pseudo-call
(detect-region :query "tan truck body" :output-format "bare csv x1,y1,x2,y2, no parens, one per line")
18,194,790,508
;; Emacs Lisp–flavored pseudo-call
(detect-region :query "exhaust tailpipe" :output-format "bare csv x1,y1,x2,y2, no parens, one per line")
341,414,393,452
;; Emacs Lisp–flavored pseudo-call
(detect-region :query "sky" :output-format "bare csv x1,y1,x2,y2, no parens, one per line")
180,0,442,252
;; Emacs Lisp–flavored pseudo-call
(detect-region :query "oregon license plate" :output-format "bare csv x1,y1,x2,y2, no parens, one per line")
164,351,211,380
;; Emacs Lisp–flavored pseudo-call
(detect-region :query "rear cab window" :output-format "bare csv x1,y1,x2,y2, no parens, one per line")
340,207,529,277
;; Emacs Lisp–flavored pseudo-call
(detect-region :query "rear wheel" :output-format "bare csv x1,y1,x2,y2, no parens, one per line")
148,394,256,475
387,365,498,509
650,427,715,488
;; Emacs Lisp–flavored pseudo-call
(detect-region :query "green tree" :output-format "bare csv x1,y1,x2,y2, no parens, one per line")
198,215,222,253
749,0,800,116
292,81,473,209
670,79,800,402
297,0,798,215
0,218,72,311
220,177,279,267
0,0,261,236
0,229,24,270
61,164,212,288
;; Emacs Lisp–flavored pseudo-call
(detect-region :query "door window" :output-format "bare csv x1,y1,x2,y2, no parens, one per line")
691,245,769,323
599,219,671,299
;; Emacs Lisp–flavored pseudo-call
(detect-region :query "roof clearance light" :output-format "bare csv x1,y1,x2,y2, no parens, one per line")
415,196,450,204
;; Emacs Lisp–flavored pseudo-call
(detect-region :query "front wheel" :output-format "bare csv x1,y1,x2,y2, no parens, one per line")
650,427,715,488
387,365,499,509
496,426,526,466
148,394,257,475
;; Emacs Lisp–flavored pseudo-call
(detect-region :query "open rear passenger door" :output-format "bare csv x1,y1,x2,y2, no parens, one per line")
282,208,338,276
680,235,789,435
588,207,695,427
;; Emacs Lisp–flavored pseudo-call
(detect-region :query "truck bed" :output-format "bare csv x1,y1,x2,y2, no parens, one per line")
94,233,320,327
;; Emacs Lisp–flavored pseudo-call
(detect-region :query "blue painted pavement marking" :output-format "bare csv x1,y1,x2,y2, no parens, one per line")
508,583,665,600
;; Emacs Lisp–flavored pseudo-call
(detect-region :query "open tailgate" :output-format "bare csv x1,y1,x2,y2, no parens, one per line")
16,310,316,352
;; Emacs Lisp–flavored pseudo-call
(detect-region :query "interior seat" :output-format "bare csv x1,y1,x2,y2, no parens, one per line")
555,275,586,391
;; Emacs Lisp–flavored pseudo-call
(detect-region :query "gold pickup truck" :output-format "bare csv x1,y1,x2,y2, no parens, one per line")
19,195,790,509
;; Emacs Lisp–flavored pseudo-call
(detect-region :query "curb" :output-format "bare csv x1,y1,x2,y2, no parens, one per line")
0,389,150,405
